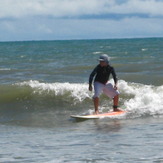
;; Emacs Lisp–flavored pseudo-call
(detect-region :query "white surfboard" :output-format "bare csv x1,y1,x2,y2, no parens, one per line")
71,110,127,119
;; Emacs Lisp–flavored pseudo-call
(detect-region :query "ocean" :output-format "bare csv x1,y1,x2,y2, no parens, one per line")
0,38,163,163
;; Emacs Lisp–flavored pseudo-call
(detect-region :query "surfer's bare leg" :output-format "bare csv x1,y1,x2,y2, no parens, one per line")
94,97,99,114
113,95,121,111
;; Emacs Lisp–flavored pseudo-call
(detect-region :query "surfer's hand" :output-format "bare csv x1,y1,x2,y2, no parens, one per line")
89,85,92,91
114,85,118,90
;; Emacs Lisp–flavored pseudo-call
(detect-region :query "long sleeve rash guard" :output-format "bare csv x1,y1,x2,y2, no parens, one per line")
89,64,118,85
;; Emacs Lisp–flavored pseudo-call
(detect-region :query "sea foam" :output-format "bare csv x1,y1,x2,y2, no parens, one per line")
17,80,92,103
16,80,163,117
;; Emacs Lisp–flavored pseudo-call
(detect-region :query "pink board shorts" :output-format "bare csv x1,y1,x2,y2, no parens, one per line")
93,81,119,99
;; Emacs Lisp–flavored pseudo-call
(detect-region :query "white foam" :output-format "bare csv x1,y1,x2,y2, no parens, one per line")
92,51,102,55
17,80,93,103
16,80,163,117
0,68,11,71
141,48,148,51
119,80,163,117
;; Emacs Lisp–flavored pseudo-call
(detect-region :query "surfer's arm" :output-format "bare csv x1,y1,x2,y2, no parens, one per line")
89,66,98,90
111,67,118,89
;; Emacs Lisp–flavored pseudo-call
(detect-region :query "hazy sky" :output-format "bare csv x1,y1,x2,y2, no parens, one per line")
0,0,163,41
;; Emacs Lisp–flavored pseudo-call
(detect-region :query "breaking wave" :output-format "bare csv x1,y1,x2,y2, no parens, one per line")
0,80,163,119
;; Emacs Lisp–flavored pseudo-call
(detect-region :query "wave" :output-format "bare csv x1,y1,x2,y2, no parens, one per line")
0,68,11,71
16,80,92,104
0,80,163,119
119,81,163,118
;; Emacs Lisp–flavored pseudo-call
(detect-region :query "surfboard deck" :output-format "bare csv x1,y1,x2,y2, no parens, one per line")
71,110,127,119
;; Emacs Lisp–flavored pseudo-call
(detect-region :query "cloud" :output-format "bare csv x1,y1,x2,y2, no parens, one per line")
1,0,163,19
0,0,163,41
1,16,162,41
108,0,163,17
0,0,108,18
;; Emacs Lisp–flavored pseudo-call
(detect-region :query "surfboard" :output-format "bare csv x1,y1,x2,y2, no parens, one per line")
71,110,127,119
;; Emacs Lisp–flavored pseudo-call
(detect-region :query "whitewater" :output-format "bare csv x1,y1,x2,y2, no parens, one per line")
14,79,163,118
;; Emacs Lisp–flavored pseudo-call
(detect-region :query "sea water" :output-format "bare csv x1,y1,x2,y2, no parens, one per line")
0,38,163,162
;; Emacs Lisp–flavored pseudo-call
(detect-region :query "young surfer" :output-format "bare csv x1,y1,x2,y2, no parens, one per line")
89,54,121,114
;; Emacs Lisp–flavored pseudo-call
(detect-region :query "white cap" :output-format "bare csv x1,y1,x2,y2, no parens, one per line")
99,54,110,64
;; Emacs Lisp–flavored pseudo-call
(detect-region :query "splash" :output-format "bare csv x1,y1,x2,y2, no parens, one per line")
17,80,93,103
119,80,163,117
15,80,163,117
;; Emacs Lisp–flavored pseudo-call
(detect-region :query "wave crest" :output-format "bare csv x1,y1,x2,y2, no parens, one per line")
16,80,92,103
0,80,162,118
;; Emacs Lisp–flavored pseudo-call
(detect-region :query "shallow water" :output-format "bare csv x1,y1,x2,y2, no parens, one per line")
0,116,163,163
0,38,163,162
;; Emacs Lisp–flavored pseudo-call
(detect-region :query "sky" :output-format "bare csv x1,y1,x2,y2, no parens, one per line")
0,0,163,41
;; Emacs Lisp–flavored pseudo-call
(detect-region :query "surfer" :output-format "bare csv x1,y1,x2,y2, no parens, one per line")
89,54,121,114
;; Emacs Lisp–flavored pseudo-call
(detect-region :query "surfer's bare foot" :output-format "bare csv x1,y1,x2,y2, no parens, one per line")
113,105,121,112
95,111,99,114
113,108,122,112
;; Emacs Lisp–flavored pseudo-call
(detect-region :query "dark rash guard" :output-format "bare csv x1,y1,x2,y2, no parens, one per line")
89,64,118,85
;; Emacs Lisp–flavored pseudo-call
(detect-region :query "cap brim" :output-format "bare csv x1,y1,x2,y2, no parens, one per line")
99,59,105,61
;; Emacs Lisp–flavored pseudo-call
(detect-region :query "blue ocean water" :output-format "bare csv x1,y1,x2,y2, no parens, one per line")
0,38,163,162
